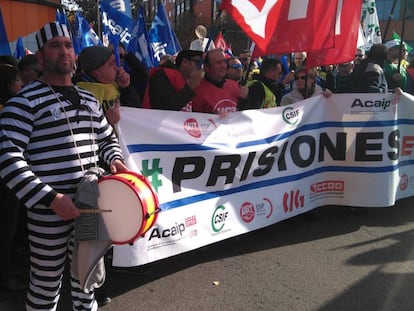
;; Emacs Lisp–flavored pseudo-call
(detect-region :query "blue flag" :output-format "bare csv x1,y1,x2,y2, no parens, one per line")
148,3,181,67
74,12,102,53
55,10,67,25
55,10,82,55
101,0,132,18
13,37,25,59
108,32,121,67
127,5,154,70
100,0,133,47
0,8,11,56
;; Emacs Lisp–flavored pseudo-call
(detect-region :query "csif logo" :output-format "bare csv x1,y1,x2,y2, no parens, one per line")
282,107,301,125
211,205,229,232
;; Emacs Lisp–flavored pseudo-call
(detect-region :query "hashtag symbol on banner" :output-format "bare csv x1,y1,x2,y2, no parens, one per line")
141,159,163,192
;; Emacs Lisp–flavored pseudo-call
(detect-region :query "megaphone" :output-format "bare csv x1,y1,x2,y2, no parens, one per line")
195,25,208,39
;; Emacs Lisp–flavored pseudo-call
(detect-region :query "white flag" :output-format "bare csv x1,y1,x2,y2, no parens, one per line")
360,0,382,49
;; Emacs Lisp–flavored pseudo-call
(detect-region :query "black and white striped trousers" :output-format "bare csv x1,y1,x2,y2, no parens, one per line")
26,205,98,311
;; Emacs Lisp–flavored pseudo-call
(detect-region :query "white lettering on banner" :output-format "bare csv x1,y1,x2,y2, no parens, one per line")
110,0,126,12
232,0,311,38
101,13,132,45
113,93,414,267
335,0,343,35
288,0,309,20
310,181,344,194
231,0,279,38
152,42,167,61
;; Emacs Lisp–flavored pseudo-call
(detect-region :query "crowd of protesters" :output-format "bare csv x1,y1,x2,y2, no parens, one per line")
0,20,413,310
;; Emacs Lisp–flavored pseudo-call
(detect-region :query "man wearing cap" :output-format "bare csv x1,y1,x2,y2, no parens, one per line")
142,49,204,111
0,21,128,310
384,39,408,92
74,45,141,126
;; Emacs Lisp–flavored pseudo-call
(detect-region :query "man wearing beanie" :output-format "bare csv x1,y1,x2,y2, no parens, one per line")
0,21,128,310
74,45,141,125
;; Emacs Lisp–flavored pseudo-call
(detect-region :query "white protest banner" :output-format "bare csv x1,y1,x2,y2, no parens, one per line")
112,92,414,267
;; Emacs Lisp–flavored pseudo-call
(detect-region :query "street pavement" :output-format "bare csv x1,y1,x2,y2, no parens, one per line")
1,197,414,311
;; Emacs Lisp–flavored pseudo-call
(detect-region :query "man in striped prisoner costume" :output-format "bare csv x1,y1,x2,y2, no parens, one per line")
0,22,128,310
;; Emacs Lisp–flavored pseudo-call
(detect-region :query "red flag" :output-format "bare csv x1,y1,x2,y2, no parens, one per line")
220,0,338,54
306,0,363,68
214,31,228,50
215,31,233,58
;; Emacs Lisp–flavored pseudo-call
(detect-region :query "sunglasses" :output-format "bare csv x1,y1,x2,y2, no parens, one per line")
230,63,243,69
295,76,307,80
239,57,249,61
355,54,364,58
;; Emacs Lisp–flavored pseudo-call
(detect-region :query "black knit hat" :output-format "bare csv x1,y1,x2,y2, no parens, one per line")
77,46,113,72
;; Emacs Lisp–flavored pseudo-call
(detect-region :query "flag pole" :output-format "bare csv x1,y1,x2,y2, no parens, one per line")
397,0,408,73
382,0,397,40
97,0,102,41
204,7,222,52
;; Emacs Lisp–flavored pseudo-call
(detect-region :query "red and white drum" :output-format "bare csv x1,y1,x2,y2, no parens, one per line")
97,171,160,245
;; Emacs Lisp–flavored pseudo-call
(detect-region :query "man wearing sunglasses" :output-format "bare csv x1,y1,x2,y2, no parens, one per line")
226,57,243,82
142,50,203,111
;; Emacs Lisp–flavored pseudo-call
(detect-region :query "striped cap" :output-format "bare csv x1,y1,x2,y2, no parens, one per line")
36,22,72,50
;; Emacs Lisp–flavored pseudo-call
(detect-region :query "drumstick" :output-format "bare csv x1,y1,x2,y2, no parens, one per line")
79,209,112,214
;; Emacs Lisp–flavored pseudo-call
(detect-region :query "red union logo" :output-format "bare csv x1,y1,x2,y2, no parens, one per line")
310,180,344,194
283,189,304,213
240,201,255,223
184,118,201,138
399,174,408,191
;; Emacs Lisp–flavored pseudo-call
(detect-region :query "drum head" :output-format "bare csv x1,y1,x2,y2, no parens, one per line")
98,178,144,244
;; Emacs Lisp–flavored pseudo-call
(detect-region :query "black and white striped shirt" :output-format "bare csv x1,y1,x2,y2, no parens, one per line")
0,81,123,208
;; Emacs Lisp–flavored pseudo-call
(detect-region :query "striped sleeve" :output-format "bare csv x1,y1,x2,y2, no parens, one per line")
0,82,123,208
